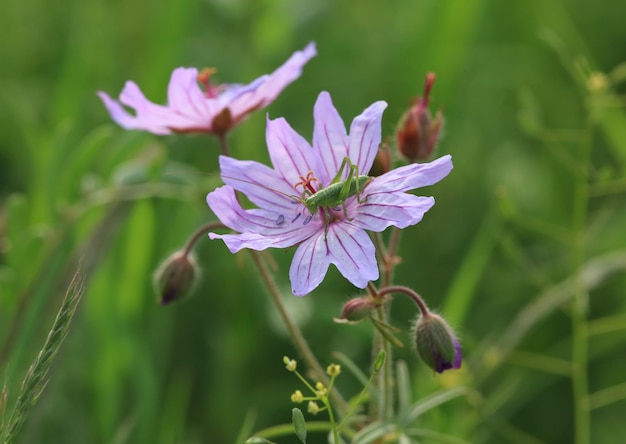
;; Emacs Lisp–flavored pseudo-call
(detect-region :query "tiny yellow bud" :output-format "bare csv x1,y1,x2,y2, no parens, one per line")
307,401,320,415
283,356,297,372
326,363,341,377
587,72,608,93
314,382,327,397
290,390,304,403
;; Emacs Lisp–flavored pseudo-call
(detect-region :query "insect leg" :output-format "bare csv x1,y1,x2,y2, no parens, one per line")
337,157,360,203
323,207,331,238
329,156,352,185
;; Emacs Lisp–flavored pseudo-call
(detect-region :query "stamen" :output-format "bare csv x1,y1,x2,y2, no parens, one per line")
197,68,219,98
291,213,302,223
293,171,319,196
303,215,313,225
276,214,285,225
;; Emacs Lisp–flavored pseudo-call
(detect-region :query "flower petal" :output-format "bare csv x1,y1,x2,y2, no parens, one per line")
97,91,162,132
206,185,320,251
347,100,387,175
351,193,435,231
288,223,378,296
218,155,297,213
368,154,453,193
118,81,193,133
228,42,317,120
289,231,332,296
266,115,321,183
312,91,348,185
166,68,212,122
325,223,379,288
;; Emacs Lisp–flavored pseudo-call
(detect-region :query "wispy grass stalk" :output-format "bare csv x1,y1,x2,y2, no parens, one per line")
1,271,85,444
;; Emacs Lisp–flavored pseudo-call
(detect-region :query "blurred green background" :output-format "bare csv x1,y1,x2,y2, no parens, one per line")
2,0,626,442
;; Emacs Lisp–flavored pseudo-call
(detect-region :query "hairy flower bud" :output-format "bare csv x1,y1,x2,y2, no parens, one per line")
154,251,199,305
413,313,461,373
396,72,444,162
336,297,374,323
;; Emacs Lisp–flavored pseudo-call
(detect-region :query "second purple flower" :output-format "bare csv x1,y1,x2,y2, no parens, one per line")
98,42,316,136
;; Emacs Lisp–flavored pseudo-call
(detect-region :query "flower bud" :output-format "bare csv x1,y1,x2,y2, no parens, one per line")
396,72,444,162
154,251,199,305
413,313,461,373
326,363,341,378
283,356,297,372
291,390,304,403
369,139,392,177
335,297,374,323
307,401,320,415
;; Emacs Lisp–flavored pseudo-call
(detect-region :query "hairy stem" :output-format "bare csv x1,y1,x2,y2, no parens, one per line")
182,221,226,257
367,283,393,421
248,251,349,414
379,285,430,317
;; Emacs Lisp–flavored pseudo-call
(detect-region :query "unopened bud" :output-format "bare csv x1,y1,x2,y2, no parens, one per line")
326,363,341,378
291,390,304,403
154,251,199,305
283,356,297,372
336,297,373,323
307,401,320,415
369,139,392,177
413,312,461,373
314,382,327,397
396,72,444,162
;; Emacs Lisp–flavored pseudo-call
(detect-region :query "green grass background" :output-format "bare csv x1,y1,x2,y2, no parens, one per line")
1,0,626,442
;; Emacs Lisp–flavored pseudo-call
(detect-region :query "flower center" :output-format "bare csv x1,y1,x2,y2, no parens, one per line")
293,172,319,197
197,68,220,98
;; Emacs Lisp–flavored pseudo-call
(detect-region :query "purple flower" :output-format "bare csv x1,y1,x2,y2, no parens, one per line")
206,91,453,296
98,42,316,136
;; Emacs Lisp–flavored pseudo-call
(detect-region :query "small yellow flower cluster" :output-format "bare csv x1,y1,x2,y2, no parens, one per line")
314,382,327,398
307,401,320,415
291,390,304,403
283,356,297,372
326,363,341,377
283,358,343,418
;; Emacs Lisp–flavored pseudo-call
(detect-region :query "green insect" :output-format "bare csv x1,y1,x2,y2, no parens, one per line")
217,156,372,233
292,156,372,232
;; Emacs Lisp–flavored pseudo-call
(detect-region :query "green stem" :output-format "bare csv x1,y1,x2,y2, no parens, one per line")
366,283,392,421
384,227,402,287
570,119,593,444
325,399,339,444
248,251,349,414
